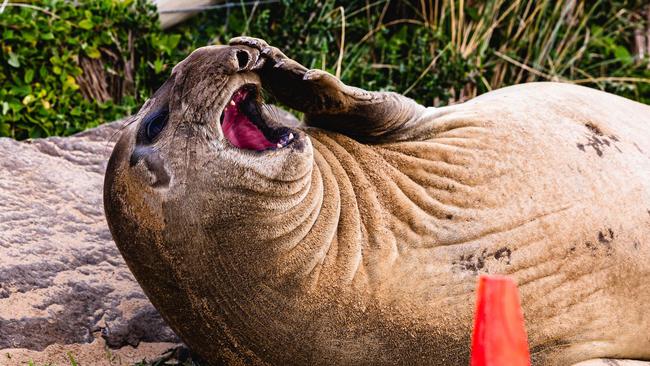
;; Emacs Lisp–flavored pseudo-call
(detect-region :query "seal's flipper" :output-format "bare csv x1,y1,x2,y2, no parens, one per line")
229,37,424,141
300,70,425,141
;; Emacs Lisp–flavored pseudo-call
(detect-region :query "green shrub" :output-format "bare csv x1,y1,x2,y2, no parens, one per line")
0,0,177,139
1,0,648,140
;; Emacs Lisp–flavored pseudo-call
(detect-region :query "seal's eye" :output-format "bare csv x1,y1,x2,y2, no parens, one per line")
141,109,168,143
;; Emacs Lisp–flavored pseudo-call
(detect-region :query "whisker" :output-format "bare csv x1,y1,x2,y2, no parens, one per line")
104,116,136,151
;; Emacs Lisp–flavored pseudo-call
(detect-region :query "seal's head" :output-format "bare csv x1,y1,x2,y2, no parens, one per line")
104,44,327,363
103,44,314,296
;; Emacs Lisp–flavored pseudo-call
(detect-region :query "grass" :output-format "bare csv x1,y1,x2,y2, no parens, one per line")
167,0,649,107
1,0,648,139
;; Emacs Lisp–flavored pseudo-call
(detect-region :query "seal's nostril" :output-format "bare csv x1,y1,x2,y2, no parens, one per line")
236,50,250,70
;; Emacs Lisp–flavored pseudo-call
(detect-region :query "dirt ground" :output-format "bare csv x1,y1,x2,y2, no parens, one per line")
2,336,178,366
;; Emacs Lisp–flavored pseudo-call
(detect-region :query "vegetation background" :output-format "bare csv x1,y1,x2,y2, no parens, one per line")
1,0,649,140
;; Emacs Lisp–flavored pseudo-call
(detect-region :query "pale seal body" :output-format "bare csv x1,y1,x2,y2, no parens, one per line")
104,38,650,365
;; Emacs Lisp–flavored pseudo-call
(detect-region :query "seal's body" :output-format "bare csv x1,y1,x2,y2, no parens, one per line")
104,38,650,365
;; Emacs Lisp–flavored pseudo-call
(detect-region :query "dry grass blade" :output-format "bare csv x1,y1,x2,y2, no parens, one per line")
335,6,346,78
494,51,560,81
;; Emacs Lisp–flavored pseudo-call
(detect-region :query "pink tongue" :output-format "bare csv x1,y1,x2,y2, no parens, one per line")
221,99,275,151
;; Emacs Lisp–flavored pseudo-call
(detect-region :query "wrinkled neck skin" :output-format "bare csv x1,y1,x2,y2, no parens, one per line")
162,116,478,365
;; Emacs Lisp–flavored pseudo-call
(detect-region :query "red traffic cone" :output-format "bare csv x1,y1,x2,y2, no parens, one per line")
470,274,530,366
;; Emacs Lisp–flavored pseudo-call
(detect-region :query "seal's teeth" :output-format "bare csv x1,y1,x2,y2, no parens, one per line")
277,143,283,148
230,101,236,106
276,133,295,147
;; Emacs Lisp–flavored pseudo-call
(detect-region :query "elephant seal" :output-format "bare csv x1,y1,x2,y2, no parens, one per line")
104,37,650,365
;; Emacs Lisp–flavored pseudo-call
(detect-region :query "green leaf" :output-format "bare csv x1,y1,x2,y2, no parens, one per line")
8,101,23,113
78,19,94,30
23,32,37,43
24,69,34,83
166,34,181,50
7,52,19,68
85,47,101,59
0,121,10,136
466,7,479,21
63,75,79,91
70,107,82,116
153,58,164,74
10,85,31,96
614,45,632,64
590,25,603,37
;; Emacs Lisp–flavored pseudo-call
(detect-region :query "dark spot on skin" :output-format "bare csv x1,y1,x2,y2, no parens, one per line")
594,143,603,157
585,122,603,135
576,125,621,157
446,214,453,220
584,136,605,156
598,229,614,256
598,228,614,244
452,256,468,272
476,254,485,271
453,252,483,274
453,247,512,273
464,253,477,271
584,229,615,255
634,240,640,250
569,245,576,252
493,247,512,264
634,142,644,154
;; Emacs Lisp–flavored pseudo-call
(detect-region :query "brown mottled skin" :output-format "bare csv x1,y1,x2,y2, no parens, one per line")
104,37,650,365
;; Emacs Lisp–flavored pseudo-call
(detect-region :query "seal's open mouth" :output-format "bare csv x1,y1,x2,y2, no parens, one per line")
220,85,294,151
